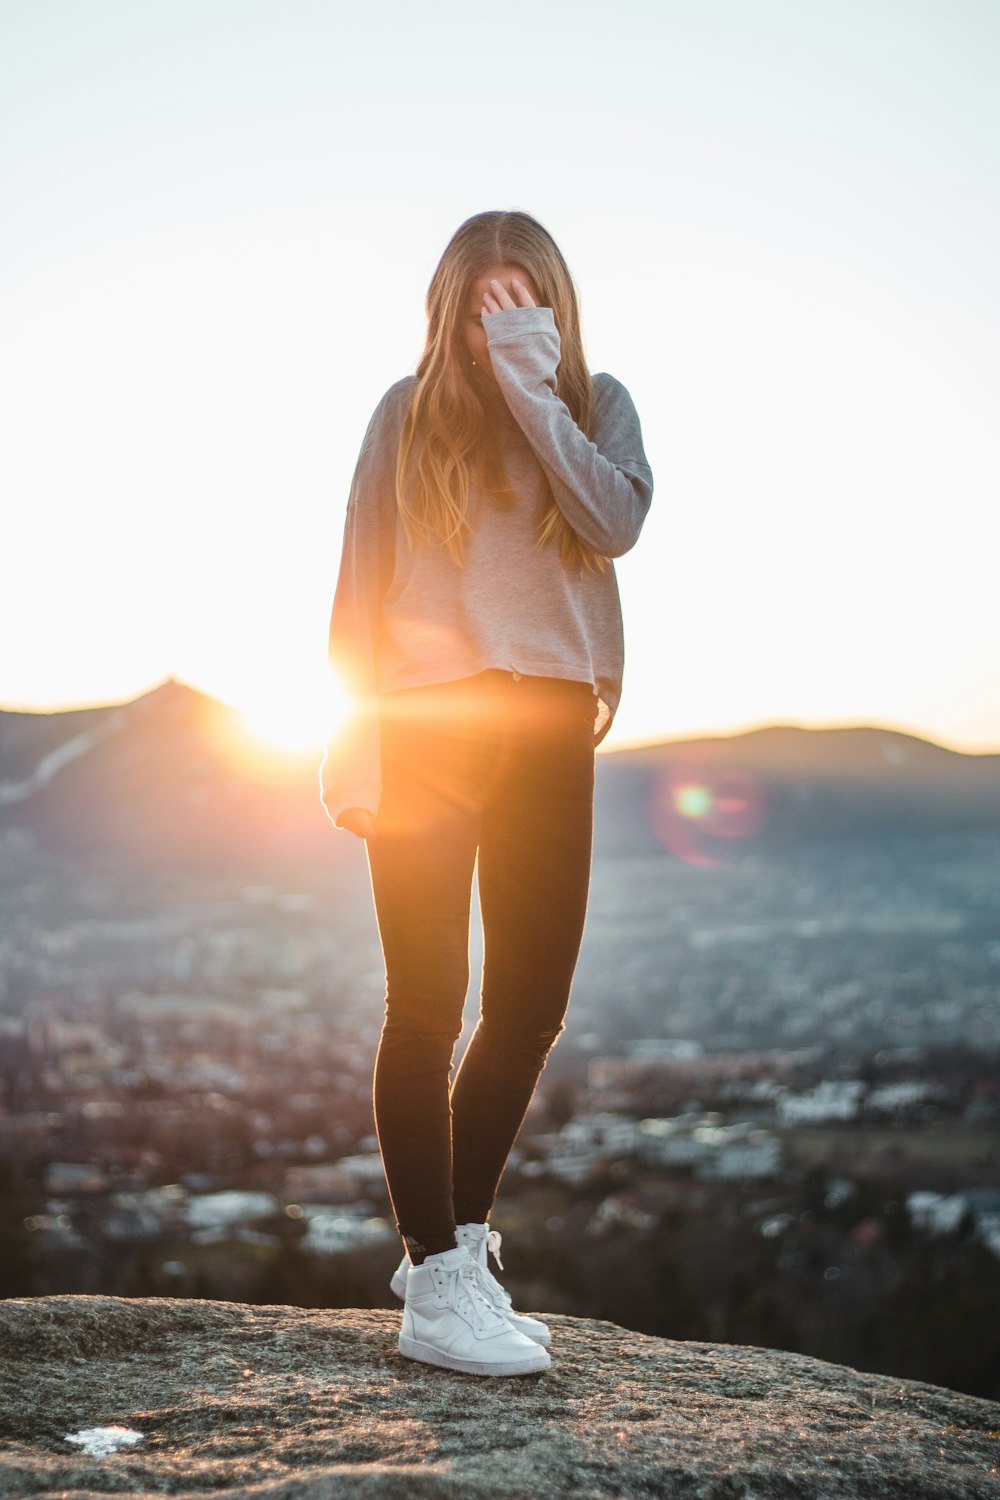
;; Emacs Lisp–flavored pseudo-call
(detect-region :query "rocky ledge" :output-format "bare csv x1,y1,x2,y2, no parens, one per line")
0,1295,998,1498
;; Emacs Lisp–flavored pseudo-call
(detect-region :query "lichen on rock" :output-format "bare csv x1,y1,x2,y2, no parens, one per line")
0,1294,998,1498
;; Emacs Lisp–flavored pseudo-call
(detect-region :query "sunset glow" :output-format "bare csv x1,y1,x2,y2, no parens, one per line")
2,2,998,752
237,670,352,757
239,699,335,759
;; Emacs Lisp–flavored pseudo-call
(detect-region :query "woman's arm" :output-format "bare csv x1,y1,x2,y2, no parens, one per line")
319,383,405,832
483,299,653,559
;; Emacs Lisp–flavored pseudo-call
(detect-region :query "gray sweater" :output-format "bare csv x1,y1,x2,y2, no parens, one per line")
319,304,653,824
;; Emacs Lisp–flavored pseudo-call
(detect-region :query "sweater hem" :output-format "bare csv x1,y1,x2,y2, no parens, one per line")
380,658,608,697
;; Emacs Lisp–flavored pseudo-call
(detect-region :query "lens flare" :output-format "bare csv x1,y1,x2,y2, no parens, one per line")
649,762,768,866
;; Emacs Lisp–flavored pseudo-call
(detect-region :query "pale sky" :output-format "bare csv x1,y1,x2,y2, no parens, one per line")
2,0,998,755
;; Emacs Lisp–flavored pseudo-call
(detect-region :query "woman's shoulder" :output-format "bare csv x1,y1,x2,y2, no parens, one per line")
591,370,634,403
372,374,417,418
385,374,418,401
360,376,417,446
590,370,643,424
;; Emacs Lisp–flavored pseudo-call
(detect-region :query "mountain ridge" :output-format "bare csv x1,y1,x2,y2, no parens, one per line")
2,678,998,871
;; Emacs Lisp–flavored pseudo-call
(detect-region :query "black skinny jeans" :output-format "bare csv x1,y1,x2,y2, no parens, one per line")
365,669,597,1264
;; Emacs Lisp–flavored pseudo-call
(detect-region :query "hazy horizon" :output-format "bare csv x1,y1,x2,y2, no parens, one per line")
2,671,996,761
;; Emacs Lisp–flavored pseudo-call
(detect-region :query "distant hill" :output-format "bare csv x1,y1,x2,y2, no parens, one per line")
1,679,998,875
0,679,331,877
594,722,1000,857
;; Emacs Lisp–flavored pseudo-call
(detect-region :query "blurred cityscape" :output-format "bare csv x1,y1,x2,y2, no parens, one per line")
1,795,998,1401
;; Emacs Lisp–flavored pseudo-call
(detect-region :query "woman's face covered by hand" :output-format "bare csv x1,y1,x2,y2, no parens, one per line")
463,264,542,384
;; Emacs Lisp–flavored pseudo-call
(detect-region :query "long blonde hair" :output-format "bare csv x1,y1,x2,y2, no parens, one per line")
395,210,606,573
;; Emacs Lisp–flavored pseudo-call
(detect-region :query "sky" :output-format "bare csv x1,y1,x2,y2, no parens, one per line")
2,0,998,756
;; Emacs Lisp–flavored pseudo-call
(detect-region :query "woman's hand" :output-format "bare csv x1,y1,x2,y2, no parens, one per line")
336,807,378,841
482,276,537,316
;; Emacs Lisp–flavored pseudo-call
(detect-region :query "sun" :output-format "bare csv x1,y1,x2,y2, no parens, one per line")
236,672,353,758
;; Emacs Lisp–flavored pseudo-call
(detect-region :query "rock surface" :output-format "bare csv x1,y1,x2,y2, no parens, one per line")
0,1295,998,1498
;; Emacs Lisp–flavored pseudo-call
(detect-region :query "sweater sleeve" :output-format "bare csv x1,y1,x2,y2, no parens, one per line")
483,305,653,558
318,384,402,828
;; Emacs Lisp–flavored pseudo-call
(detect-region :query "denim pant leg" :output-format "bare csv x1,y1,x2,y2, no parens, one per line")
449,677,597,1224
365,684,492,1260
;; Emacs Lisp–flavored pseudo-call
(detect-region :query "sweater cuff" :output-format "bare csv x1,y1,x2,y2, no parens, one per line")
483,304,558,347
319,779,382,829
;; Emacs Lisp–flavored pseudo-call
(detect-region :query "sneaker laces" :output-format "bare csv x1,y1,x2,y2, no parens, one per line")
476,1229,512,1308
486,1228,505,1271
447,1258,510,1332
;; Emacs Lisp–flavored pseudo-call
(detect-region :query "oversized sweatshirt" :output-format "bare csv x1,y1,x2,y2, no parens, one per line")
319,303,654,825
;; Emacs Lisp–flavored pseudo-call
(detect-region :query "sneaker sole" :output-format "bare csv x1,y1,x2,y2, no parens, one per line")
390,1269,552,1345
397,1332,550,1377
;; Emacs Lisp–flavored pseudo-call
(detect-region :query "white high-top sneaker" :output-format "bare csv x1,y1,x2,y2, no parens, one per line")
397,1244,550,1376
389,1223,551,1346
456,1222,551,1346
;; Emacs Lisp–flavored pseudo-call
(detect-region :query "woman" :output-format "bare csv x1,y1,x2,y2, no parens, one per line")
320,209,653,1376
